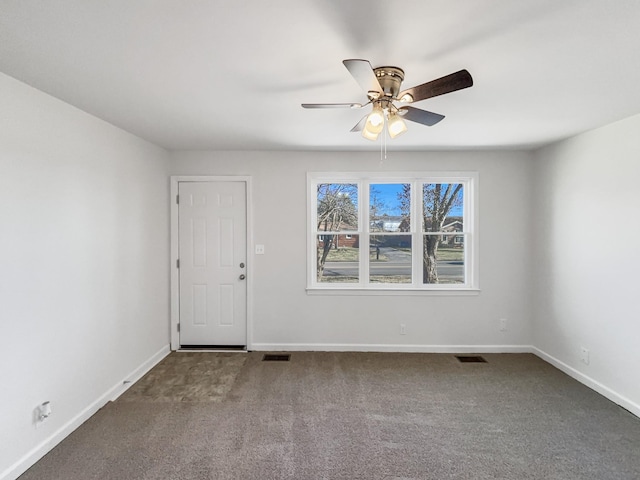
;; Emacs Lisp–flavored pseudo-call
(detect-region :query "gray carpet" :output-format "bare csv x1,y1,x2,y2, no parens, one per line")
19,352,640,479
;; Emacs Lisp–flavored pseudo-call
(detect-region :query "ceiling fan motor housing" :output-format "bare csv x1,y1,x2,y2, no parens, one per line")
373,66,405,99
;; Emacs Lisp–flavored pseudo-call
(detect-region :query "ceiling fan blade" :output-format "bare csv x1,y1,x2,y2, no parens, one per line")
342,59,383,98
302,103,363,109
398,69,473,103
398,106,445,126
350,115,368,132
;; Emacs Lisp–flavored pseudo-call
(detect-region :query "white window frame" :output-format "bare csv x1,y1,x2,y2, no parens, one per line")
307,172,479,295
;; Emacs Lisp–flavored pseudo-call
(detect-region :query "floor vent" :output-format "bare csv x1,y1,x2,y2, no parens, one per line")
455,355,487,363
262,354,291,362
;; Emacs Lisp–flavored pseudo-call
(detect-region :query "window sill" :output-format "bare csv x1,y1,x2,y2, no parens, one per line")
306,287,481,296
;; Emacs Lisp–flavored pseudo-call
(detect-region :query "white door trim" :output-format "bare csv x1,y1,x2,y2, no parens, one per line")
170,175,253,351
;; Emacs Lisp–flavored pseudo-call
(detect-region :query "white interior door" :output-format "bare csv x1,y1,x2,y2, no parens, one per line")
178,181,247,347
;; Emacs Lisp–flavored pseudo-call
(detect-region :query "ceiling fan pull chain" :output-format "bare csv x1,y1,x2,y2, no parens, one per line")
384,119,388,160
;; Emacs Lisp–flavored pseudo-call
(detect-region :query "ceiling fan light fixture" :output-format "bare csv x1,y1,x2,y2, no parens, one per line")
365,105,384,133
387,113,407,138
361,125,380,141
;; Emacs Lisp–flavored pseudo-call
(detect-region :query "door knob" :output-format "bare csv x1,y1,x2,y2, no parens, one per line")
239,274,246,280
239,262,245,268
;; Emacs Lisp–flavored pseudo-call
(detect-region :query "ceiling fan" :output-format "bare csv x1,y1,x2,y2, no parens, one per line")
302,59,473,140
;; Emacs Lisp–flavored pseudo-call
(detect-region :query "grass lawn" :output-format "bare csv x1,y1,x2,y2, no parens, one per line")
436,247,464,261
325,247,389,262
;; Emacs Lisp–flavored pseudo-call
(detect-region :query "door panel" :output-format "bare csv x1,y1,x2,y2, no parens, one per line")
178,181,247,346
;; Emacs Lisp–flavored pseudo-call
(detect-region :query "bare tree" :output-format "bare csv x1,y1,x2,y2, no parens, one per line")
369,186,386,233
398,183,463,283
316,183,357,280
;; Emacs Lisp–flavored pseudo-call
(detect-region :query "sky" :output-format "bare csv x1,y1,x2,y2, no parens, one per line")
370,183,463,217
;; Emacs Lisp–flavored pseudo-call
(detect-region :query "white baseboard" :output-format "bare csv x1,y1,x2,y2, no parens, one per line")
110,344,171,401
250,343,533,353
531,347,640,419
1,344,170,480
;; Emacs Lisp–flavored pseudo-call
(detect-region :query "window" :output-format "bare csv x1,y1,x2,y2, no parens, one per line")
308,172,478,292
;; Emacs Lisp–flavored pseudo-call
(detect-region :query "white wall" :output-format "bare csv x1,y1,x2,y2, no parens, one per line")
169,150,534,351
0,73,170,479
532,113,640,416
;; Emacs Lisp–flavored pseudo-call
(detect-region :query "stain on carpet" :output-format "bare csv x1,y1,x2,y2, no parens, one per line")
118,352,247,403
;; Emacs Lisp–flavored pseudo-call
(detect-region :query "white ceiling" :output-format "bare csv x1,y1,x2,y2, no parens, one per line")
1,0,640,151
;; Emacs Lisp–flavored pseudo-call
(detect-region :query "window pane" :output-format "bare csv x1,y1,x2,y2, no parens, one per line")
423,234,465,284
423,183,464,232
370,234,412,284
317,183,358,231
316,235,359,283
370,183,410,232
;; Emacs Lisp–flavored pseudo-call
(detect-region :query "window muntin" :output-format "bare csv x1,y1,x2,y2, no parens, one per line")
309,174,476,291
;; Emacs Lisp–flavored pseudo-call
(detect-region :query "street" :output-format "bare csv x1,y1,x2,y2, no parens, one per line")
322,260,463,282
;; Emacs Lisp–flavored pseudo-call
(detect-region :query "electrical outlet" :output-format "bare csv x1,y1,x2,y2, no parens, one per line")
580,347,589,365
255,244,265,255
499,318,508,331
400,323,406,335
